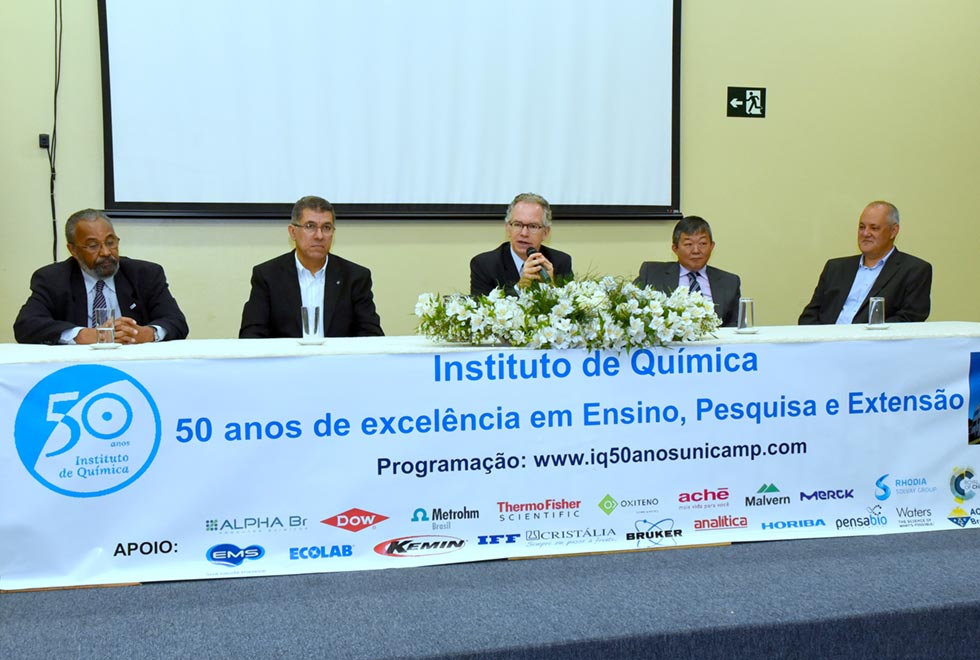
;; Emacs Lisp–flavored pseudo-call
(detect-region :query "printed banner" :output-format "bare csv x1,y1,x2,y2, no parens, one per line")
2,338,979,589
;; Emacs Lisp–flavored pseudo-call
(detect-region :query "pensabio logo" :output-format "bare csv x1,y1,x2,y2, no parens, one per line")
206,543,265,567
321,508,389,532
14,365,161,497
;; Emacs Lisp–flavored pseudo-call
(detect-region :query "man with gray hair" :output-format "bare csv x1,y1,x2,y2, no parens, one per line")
14,208,188,344
799,200,932,324
469,192,573,296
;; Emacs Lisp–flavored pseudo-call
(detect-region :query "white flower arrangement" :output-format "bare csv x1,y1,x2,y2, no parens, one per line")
415,277,720,351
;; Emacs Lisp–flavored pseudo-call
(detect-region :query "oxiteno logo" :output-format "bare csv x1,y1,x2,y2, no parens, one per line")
14,365,161,497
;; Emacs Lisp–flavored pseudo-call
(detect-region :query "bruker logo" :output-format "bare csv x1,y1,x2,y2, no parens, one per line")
374,535,465,557
321,508,389,532
206,543,265,567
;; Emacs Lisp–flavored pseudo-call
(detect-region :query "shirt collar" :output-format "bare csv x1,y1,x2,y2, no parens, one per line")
294,252,327,277
860,246,895,270
81,269,115,294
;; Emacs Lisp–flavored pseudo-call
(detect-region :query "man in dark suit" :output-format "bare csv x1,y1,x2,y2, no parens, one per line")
470,192,573,296
635,216,742,327
799,201,931,324
239,195,383,338
14,209,188,345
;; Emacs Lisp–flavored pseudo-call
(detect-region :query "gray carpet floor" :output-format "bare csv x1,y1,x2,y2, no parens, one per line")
3,529,979,659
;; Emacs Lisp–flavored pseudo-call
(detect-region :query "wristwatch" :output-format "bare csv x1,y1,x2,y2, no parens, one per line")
152,326,161,342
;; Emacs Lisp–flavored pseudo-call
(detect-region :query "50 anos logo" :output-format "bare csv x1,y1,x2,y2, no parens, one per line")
14,365,161,497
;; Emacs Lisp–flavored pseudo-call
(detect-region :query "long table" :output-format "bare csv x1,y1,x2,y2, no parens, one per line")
2,323,979,589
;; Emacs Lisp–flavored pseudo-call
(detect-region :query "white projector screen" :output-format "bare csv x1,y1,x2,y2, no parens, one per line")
99,0,680,219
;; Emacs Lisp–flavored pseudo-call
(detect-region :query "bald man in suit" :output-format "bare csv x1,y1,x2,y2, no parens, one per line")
799,201,931,324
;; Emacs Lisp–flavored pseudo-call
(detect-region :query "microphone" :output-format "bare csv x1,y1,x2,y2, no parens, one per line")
525,247,551,282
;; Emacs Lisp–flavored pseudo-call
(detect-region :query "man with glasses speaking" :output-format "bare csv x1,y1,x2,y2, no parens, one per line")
14,208,189,345
470,192,573,296
239,195,383,338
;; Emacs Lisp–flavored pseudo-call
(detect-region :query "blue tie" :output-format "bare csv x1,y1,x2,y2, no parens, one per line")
92,280,107,327
687,271,701,294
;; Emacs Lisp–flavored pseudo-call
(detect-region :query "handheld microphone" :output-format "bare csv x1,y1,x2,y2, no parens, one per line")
525,247,551,282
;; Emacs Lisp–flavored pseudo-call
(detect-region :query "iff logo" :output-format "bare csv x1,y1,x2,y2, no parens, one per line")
875,475,891,501
14,365,161,497
598,494,618,515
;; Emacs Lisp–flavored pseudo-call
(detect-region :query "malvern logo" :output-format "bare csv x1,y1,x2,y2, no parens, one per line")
321,508,389,532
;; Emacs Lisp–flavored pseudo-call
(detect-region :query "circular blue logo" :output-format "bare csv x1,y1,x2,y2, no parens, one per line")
14,365,161,497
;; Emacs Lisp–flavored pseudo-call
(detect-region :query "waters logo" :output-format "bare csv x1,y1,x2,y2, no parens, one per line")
206,543,265,567
14,365,161,497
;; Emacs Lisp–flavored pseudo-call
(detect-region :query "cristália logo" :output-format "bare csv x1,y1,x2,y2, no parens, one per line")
14,365,161,497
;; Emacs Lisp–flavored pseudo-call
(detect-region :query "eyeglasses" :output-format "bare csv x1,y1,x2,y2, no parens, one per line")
507,221,546,233
291,222,335,235
75,237,120,252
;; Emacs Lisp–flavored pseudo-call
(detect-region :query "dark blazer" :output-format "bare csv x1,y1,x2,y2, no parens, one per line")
239,251,383,338
635,261,742,327
799,249,932,324
470,242,573,296
13,257,189,344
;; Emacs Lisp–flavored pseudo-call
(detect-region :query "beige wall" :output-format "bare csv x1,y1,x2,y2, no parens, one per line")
2,0,978,341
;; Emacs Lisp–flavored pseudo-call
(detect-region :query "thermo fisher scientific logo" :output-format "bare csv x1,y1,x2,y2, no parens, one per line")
498,498,581,521
321,508,389,532
14,365,162,497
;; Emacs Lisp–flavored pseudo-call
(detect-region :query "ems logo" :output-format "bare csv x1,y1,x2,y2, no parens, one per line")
374,535,466,557
321,508,389,532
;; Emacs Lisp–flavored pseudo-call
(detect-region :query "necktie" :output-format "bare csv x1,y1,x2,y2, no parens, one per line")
92,280,107,327
687,271,701,294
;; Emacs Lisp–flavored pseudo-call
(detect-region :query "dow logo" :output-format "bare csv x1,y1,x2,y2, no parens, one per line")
206,543,265,567
321,508,388,532
14,365,161,497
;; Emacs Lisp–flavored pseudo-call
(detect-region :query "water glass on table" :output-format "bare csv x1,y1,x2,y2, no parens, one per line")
93,307,115,344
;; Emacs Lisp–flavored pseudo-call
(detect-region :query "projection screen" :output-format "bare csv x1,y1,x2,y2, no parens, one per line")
99,0,681,219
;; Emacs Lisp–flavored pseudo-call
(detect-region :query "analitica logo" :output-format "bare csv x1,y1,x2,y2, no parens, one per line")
598,494,618,515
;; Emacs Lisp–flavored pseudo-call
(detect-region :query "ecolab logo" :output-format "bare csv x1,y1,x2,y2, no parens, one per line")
374,535,466,557
321,508,389,532
206,543,265,567
678,488,729,503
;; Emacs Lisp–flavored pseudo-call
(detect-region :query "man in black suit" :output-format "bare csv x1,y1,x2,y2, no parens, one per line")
635,216,742,327
14,209,188,345
239,195,383,338
469,192,573,296
799,201,931,324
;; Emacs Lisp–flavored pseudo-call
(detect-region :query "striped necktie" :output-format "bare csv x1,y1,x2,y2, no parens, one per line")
92,280,107,327
687,271,701,294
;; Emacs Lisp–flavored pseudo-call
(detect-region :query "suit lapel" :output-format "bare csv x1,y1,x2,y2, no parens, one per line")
114,261,138,320
322,257,341,334
69,262,89,326
867,250,902,299
500,243,520,283
281,253,305,335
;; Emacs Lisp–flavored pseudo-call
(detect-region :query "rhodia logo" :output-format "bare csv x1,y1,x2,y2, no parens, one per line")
678,488,729,503
206,543,265,567
321,508,389,532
